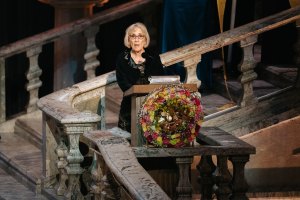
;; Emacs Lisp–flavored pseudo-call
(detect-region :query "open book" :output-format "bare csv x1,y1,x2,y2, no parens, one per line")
148,75,181,84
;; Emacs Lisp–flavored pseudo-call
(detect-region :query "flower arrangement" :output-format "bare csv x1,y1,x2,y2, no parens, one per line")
138,85,204,148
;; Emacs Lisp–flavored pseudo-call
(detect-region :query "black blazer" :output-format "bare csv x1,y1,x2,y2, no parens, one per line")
115,48,165,132
116,48,165,92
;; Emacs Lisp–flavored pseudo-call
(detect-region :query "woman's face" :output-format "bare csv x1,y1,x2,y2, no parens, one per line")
129,27,146,53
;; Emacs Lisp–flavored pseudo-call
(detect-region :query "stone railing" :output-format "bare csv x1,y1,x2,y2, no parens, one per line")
83,127,255,199
1,2,300,124
0,1,299,125
37,72,115,198
0,0,162,123
35,6,300,199
160,5,300,106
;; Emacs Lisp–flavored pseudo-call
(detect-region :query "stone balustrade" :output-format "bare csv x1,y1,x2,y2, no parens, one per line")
0,2,298,198
0,3,300,123
34,6,300,198
37,72,115,198
83,127,255,199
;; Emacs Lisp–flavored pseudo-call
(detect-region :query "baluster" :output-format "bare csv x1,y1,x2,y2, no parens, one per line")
97,87,106,130
90,151,103,200
64,124,84,199
215,156,232,200
42,114,60,188
238,36,258,107
197,155,216,200
55,139,68,195
64,121,98,199
84,25,100,80
26,46,42,113
183,54,202,87
0,58,5,123
176,157,193,200
228,155,250,200
102,170,119,200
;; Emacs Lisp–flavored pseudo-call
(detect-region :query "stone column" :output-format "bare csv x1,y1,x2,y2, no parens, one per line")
38,0,103,91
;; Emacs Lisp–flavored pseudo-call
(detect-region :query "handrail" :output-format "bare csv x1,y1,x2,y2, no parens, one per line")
84,130,171,200
37,3,300,124
3,3,297,61
37,71,115,123
35,4,299,199
0,0,161,58
160,5,300,66
83,127,255,199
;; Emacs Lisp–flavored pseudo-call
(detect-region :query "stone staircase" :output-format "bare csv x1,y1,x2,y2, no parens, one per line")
0,111,44,199
0,167,47,200
0,64,299,199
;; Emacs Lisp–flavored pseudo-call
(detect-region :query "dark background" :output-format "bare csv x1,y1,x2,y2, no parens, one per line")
0,0,297,118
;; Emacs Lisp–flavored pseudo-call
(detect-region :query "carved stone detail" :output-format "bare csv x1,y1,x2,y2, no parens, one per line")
84,25,100,79
84,132,171,199
215,156,232,200
55,139,68,195
176,157,193,200
238,36,258,107
229,155,250,200
197,155,216,199
64,123,96,199
89,151,116,200
183,54,202,87
26,46,42,113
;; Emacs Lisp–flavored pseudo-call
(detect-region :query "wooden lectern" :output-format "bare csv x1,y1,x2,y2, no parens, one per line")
124,84,198,146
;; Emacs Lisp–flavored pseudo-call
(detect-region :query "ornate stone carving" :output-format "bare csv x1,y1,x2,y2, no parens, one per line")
55,139,68,195
183,54,202,88
84,25,100,79
26,46,42,113
176,157,193,200
238,36,258,107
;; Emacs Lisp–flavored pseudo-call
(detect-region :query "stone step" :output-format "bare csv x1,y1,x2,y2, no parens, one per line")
14,118,42,149
0,131,43,197
212,65,297,103
256,64,297,88
0,167,48,200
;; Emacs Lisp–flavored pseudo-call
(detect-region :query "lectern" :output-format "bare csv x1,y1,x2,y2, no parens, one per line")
124,84,198,146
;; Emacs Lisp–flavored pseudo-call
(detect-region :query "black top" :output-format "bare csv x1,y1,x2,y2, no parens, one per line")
116,48,165,132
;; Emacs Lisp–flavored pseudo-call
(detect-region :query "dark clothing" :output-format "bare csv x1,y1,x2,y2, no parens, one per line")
116,48,165,132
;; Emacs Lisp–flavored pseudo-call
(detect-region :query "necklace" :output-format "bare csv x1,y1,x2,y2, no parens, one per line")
131,50,145,64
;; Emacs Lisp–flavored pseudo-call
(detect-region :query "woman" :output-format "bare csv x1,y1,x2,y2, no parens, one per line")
116,22,165,132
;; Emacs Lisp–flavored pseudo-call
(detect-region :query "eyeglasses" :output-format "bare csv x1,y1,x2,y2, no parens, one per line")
129,34,145,40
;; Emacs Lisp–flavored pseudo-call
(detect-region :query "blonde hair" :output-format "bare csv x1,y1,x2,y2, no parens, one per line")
124,22,150,48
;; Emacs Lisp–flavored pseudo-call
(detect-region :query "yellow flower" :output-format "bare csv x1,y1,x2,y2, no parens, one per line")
171,133,180,139
150,111,155,121
191,127,195,133
197,120,203,125
142,123,147,132
170,138,180,145
157,136,163,145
